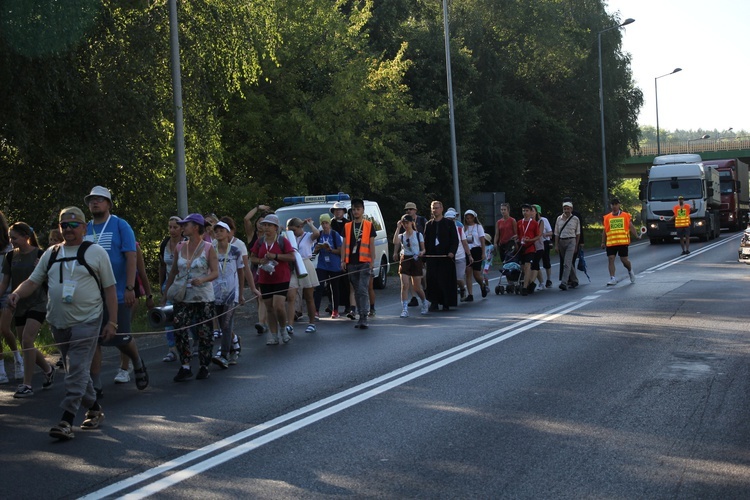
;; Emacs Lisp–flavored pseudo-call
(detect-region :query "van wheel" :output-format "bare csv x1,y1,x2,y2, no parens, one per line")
373,256,388,289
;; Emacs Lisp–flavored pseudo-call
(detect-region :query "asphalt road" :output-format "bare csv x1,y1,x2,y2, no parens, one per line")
2,232,750,499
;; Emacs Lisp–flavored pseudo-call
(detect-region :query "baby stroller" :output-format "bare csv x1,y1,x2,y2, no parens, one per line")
495,242,524,295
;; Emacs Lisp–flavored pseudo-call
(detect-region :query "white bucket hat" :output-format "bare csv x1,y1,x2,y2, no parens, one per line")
84,186,113,207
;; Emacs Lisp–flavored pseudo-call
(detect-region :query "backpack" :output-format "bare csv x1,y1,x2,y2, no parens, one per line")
47,241,101,290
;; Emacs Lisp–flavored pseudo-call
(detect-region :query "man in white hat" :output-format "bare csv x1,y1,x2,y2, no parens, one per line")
83,186,148,395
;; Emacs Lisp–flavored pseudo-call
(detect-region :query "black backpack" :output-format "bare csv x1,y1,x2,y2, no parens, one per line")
47,241,101,290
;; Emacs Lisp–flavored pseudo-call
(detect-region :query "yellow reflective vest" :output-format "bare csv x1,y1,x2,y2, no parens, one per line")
673,204,691,228
604,211,631,247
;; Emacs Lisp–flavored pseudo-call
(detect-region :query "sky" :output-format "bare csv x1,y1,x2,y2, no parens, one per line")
605,0,750,134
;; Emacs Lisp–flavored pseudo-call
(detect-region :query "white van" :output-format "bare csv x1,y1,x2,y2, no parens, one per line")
273,193,391,289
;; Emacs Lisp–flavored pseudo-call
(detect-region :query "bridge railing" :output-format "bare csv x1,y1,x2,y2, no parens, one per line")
630,137,750,157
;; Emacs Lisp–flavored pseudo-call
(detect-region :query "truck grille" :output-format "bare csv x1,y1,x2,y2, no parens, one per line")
653,210,673,216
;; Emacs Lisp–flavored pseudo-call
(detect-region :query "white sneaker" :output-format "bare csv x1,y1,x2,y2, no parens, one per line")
400,309,409,318
14,359,23,380
629,271,636,284
607,276,617,286
0,372,8,384
421,300,430,315
114,368,131,384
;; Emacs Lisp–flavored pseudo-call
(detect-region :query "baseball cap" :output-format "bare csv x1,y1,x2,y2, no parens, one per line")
610,198,620,205
562,201,573,208
532,204,542,214
84,186,113,206
59,206,87,223
319,213,332,223
445,208,458,218
678,195,684,200
177,213,206,226
260,214,280,227
402,214,414,223
464,209,478,218
404,202,417,210
214,221,231,232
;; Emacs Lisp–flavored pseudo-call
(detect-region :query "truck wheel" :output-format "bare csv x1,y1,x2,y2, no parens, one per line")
373,256,388,289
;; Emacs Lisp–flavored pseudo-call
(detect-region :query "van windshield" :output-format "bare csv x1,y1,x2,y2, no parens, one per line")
648,179,702,202
274,206,337,232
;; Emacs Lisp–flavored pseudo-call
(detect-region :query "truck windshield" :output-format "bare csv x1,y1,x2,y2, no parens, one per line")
720,180,734,194
648,179,702,202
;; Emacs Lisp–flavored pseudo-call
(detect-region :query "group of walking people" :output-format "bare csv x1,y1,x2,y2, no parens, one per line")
0,190,644,441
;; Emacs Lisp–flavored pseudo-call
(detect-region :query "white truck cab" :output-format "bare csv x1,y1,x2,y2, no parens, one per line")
273,193,391,288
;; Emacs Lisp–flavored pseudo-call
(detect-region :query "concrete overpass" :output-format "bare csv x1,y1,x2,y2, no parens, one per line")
620,137,750,177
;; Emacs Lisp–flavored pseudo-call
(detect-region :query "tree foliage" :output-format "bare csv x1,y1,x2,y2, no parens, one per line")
0,0,642,274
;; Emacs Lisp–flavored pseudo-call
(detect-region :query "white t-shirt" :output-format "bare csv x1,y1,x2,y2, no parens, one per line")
455,227,468,260
29,243,117,328
464,223,486,249
294,232,317,259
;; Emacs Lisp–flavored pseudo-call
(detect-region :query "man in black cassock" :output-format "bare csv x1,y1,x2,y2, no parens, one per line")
423,200,459,310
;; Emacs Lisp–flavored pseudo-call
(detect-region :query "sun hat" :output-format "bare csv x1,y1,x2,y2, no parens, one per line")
59,206,87,223
404,202,417,210
330,202,347,214
177,213,205,226
84,186,113,206
260,214,280,227
319,213,332,223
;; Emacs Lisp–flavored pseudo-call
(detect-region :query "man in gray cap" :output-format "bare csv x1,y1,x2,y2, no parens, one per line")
9,207,118,439
84,186,148,395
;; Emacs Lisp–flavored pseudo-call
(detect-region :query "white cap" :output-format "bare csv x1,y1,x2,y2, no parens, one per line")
84,186,113,207
445,209,458,219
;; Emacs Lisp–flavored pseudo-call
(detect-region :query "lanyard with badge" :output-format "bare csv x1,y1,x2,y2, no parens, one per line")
320,233,333,262
352,222,362,254
89,215,112,245
60,246,77,304
217,243,230,295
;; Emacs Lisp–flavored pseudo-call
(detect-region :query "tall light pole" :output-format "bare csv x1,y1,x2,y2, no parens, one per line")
598,17,634,214
655,68,682,156
442,0,461,213
169,0,188,217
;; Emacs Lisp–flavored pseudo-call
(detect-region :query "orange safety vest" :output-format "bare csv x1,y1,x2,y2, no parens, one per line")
344,219,373,263
603,211,631,247
673,204,691,228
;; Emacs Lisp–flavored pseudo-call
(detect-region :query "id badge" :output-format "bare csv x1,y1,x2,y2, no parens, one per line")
324,255,330,263
353,244,359,254
62,279,77,304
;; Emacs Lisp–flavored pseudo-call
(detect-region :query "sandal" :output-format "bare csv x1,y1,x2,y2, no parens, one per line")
134,361,149,390
162,351,177,362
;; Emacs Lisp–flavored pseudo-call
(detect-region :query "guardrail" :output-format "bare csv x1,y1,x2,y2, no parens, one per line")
631,137,750,157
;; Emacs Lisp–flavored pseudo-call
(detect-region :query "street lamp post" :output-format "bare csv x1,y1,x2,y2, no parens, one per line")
598,17,634,215
168,0,188,217
687,134,710,152
442,0,461,214
655,68,682,156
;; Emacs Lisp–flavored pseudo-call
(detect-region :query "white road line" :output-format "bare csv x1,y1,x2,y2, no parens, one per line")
82,237,737,499
81,301,592,500
646,234,739,272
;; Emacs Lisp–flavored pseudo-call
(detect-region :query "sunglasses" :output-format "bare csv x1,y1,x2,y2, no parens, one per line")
60,222,82,229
